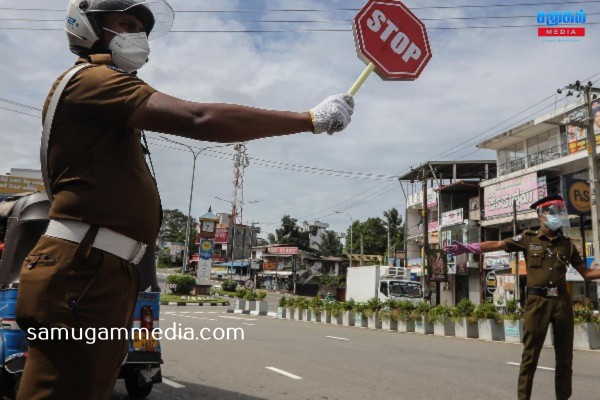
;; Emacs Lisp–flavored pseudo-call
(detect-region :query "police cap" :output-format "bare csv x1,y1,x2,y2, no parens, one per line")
530,194,564,210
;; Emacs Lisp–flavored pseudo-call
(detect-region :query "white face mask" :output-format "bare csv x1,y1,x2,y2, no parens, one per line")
104,28,150,73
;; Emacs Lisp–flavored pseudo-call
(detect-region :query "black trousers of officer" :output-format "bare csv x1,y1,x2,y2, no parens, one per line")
518,294,574,400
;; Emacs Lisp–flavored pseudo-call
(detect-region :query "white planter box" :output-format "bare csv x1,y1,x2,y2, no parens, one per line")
574,323,600,350
503,319,523,343
235,299,246,310
455,318,478,339
367,314,382,329
250,301,268,316
332,313,343,325
302,309,311,322
277,307,286,319
310,311,321,322
244,300,256,312
294,309,303,321
320,311,331,324
286,308,294,320
354,312,368,328
415,319,434,335
382,318,398,331
478,319,505,341
343,311,355,326
397,320,415,333
433,320,455,336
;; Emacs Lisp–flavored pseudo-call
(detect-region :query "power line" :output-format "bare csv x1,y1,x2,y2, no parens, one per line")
0,1,597,13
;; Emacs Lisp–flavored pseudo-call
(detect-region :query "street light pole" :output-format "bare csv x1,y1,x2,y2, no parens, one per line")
335,211,353,268
159,137,233,274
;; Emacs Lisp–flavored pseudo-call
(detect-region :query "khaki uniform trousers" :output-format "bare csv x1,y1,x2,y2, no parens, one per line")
15,227,139,400
518,294,573,400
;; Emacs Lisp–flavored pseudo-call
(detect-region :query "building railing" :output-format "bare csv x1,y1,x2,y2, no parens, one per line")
497,145,565,176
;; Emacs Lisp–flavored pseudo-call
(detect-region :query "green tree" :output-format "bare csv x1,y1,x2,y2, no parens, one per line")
383,208,404,255
345,217,387,255
160,208,198,254
313,230,342,257
268,215,310,250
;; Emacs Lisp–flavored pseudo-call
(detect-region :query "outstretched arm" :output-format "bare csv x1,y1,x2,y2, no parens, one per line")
444,240,508,256
127,92,354,142
480,241,508,253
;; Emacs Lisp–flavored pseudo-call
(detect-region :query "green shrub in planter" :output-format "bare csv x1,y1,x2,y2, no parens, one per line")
166,274,196,294
343,298,356,311
397,300,416,321
428,303,453,323
221,279,237,292
504,299,524,321
309,296,324,313
330,301,344,317
244,290,258,301
411,301,430,322
573,299,595,325
474,301,501,322
295,297,309,310
362,297,382,318
256,290,267,301
235,288,247,299
453,298,476,322
279,296,287,308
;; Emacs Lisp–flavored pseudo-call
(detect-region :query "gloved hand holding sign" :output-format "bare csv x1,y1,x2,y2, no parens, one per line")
309,94,354,135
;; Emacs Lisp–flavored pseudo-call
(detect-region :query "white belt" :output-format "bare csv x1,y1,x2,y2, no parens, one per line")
44,219,147,265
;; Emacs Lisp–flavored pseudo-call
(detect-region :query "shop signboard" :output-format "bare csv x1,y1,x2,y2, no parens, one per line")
441,208,463,227
566,101,600,154
483,172,540,219
268,246,299,255
407,190,438,208
566,178,591,215
214,227,228,244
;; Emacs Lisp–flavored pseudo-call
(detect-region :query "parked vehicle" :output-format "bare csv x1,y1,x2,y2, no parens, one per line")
346,265,422,303
0,192,162,399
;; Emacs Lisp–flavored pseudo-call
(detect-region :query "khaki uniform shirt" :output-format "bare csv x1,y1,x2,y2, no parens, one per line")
503,229,583,289
42,54,160,244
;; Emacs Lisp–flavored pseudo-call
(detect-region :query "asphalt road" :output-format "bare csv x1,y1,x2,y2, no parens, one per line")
111,305,600,400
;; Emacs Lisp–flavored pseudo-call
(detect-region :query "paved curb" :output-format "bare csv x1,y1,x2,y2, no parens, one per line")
160,301,230,306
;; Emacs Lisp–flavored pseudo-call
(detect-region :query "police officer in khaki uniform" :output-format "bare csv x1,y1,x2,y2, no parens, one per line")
15,1,355,399
445,194,600,400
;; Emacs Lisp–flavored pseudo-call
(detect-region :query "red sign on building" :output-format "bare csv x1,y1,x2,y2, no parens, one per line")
353,0,432,80
214,227,228,244
268,247,299,255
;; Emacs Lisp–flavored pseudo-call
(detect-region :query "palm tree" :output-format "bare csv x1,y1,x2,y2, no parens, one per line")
313,231,342,257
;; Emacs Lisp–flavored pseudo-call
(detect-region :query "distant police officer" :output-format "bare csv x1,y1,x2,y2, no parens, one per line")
444,194,600,400
15,0,354,398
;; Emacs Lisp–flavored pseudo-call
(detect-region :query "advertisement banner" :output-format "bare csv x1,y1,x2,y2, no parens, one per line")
214,227,228,244
441,208,464,227
196,259,212,283
263,261,277,271
268,247,299,255
483,172,539,218
566,178,591,215
428,249,448,282
566,101,600,154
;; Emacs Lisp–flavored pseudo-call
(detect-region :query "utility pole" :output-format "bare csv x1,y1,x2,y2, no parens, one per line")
387,215,391,266
421,166,430,303
360,233,364,267
562,81,600,268
512,200,520,303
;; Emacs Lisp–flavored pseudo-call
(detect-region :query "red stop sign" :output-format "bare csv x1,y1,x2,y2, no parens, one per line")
353,0,432,80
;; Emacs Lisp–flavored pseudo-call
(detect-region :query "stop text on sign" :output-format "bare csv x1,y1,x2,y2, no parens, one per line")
366,10,422,63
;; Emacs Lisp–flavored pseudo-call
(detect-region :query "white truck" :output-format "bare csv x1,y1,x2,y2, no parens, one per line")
345,265,422,302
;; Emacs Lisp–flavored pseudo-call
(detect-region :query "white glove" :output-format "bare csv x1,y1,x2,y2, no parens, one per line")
309,93,354,135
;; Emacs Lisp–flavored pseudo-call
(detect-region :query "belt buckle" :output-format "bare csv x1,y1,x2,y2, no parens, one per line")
546,287,558,297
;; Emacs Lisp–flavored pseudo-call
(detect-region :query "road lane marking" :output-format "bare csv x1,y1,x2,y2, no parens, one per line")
219,316,257,321
507,362,555,371
180,312,190,314
326,336,350,341
265,367,302,380
193,311,205,314
162,378,185,389
242,323,255,326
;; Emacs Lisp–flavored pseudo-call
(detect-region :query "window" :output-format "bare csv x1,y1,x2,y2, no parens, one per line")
379,281,388,297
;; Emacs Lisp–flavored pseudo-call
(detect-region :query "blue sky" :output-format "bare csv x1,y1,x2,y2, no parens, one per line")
0,0,596,239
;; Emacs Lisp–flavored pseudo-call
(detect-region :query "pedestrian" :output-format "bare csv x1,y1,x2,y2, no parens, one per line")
444,194,600,400
15,0,355,399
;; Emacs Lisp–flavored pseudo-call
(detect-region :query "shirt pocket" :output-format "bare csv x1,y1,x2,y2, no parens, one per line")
553,250,570,272
527,252,543,268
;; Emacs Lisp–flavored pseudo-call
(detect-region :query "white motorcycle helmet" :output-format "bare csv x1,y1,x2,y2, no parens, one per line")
65,0,174,56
